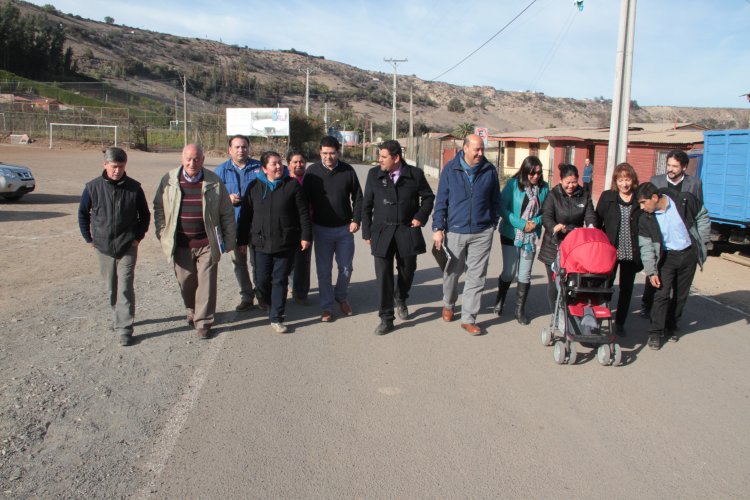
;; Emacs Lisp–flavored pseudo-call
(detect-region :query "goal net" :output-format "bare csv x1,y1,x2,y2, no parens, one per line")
49,123,118,149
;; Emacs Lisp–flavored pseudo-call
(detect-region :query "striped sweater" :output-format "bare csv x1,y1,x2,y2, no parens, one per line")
176,175,208,248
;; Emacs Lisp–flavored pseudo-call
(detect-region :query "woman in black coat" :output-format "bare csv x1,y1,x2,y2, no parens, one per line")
237,151,312,333
595,162,642,336
538,163,597,311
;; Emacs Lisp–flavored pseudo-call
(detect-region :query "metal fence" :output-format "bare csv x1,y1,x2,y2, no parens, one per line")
0,105,241,152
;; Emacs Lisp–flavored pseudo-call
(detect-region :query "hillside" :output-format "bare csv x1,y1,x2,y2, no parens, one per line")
9,0,750,135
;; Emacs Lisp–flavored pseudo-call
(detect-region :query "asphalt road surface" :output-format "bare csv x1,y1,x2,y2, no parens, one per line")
145,163,749,499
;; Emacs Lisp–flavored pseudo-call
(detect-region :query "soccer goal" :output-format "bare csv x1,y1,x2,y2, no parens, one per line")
49,123,118,149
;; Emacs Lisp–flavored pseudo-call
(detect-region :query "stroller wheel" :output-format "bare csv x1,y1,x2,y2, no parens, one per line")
597,344,612,366
612,344,622,366
553,341,567,364
568,342,578,365
541,327,553,347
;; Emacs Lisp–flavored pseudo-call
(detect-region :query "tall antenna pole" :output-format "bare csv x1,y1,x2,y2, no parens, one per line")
384,58,407,140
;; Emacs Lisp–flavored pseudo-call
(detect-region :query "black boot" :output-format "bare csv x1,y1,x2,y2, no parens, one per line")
493,278,512,316
515,282,531,325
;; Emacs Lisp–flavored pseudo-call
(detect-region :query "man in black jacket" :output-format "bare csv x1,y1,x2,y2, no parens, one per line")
641,149,704,317
303,136,363,322
636,182,710,350
78,147,150,346
362,140,435,334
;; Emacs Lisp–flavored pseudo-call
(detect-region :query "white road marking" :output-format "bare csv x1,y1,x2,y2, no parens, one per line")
136,334,226,499
694,292,749,317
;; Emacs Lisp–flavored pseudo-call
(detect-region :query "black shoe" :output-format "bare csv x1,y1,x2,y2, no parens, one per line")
119,334,132,346
668,334,679,342
647,334,661,350
395,301,409,321
374,320,395,335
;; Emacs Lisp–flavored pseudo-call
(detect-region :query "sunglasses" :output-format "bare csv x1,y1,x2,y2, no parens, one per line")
529,170,542,176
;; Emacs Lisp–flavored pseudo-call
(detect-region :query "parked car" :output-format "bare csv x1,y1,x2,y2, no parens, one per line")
0,161,36,201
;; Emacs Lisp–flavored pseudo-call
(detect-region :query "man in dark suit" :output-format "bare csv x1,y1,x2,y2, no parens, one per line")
641,149,704,317
362,140,435,335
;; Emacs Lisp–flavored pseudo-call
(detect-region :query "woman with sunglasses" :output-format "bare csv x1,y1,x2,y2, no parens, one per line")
494,156,549,324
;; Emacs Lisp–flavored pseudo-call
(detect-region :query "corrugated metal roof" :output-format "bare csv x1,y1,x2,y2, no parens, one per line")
492,126,703,145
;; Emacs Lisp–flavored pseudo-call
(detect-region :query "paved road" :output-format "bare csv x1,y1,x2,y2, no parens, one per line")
136,162,750,499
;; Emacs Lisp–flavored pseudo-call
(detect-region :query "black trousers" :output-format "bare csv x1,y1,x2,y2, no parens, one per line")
255,249,295,324
649,248,697,336
613,260,639,326
291,243,313,300
374,238,417,321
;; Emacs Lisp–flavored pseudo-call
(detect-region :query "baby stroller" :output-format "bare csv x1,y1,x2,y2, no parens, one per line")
540,227,621,366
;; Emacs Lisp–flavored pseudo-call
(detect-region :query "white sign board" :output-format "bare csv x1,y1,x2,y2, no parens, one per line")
226,107,290,137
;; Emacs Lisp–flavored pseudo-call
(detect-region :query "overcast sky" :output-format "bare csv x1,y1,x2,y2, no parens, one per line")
28,0,750,108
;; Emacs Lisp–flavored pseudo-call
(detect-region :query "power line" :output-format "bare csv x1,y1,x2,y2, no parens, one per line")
529,7,577,92
429,0,539,82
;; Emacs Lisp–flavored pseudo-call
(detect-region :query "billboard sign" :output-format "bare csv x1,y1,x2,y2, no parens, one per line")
226,108,289,137
475,127,488,146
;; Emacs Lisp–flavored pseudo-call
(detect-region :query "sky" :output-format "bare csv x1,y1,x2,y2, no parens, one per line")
26,0,750,108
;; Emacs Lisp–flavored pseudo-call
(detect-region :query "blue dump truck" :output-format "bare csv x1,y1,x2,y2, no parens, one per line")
689,129,750,247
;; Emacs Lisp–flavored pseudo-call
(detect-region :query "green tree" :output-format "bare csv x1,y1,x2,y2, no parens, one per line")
104,16,114,24
454,122,475,139
447,97,465,113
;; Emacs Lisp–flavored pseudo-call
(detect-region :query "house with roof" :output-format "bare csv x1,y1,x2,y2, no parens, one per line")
491,123,705,199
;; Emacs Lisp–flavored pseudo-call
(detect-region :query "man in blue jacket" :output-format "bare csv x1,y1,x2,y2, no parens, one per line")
215,134,262,311
432,134,501,335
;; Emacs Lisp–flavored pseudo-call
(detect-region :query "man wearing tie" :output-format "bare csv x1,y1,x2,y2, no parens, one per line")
362,140,435,334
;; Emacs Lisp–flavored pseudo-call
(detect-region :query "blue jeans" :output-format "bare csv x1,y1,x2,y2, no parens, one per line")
499,243,536,284
254,249,294,323
313,224,354,311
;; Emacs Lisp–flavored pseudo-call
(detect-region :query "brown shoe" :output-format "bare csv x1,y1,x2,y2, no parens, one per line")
196,328,211,339
321,310,333,322
461,323,481,335
442,307,454,322
187,314,195,328
235,299,254,312
338,300,353,316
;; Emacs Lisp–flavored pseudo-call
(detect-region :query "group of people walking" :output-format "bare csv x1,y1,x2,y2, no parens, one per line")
79,135,708,351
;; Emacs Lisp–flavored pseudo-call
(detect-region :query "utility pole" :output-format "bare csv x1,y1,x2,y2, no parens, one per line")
323,102,328,133
384,57,407,140
409,86,414,138
182,74,188,148
605,0,636,185
299,67,314,117
362,118,367,162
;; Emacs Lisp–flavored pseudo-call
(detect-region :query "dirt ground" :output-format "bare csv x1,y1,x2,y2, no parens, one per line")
0,144,748,498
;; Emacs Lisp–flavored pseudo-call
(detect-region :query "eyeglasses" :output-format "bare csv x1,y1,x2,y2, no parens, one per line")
529,170,542,176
